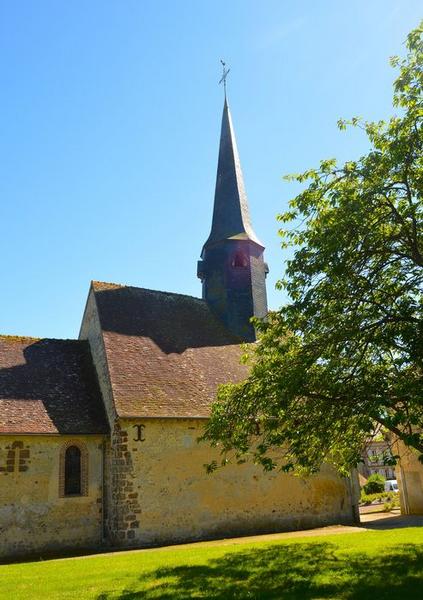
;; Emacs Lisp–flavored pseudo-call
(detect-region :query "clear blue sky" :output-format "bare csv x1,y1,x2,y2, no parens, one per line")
1,1,421,339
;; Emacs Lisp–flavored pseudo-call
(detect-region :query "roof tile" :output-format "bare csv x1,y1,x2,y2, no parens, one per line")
92,282,249,418
0,336,109,434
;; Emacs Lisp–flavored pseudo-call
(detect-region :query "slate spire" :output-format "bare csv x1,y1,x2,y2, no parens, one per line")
203,99,263,251
198,97,268,342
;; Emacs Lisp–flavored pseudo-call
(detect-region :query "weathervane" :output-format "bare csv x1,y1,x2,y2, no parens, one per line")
219,60,230,97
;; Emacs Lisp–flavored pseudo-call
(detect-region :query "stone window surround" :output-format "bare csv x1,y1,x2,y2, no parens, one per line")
59,440,88,498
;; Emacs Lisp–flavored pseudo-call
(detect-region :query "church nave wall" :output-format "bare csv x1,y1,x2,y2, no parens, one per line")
107,418,358,547
0,435,104,560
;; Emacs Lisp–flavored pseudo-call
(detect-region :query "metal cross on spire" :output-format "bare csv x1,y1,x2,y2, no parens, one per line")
219,60,230,97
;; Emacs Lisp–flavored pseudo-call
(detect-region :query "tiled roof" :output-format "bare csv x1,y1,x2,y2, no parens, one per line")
92,281,249,418
0,336,109,434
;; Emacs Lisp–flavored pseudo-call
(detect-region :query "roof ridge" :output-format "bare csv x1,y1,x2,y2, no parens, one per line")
92,280,125,289
0,334,42,343
92,280,205,303
0,334,81,344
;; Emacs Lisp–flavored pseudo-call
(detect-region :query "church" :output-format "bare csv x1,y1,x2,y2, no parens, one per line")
0,96,359,560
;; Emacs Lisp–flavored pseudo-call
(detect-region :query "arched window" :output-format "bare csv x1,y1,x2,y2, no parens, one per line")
231,252,248,269
65,446,81,495
59,441,88,497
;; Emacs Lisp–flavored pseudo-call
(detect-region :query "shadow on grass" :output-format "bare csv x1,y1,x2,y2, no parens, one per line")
362,515,423,530
96,541,423,600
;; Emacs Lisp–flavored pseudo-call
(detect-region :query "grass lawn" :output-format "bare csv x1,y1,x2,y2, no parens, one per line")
0,528,422,599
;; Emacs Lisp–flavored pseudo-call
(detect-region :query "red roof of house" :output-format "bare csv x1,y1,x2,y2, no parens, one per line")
0,336,109,434
92,281,249,418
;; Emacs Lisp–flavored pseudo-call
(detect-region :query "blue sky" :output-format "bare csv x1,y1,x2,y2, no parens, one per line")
1,1,421,339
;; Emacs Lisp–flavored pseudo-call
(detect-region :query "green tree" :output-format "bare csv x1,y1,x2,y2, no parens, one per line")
363,474,386,495
203,23,423,475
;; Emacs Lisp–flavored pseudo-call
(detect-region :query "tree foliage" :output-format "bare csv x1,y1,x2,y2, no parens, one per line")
203,23,423,475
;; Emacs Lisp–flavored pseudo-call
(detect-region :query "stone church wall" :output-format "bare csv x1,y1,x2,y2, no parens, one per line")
108,418,358,547
79,288,116,425
0,435,104,559
396,442,423,515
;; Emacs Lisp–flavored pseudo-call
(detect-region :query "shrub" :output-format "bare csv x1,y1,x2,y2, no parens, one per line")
383,497,400,511
359,491,397,505
363,473,386,494
360,493,374,505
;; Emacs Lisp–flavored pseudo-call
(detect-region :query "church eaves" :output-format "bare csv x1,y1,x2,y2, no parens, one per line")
203,98,263,252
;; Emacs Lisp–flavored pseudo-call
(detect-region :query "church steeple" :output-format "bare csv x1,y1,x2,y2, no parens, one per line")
198,97,268,342
204,99,263,249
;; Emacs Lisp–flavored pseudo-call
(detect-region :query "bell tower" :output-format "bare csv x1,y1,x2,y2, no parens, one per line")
197,97,268,341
